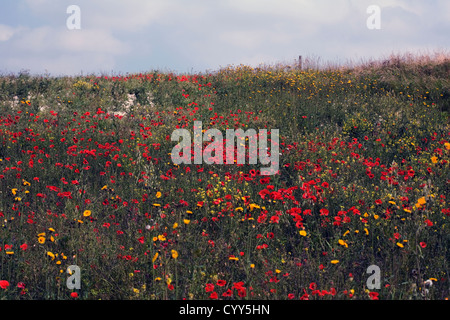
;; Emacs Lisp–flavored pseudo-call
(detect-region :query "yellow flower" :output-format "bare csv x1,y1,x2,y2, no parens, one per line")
47,251,55,260
173,222,178,229
445,142,450,150
156,191,162,198
153,203,161,207
183,219,190,225
416,197,426,208
331,260,339,264
38,236,46,244
417,197,426,205
152,252,159,263
396,242,404,248
171,249,179,259
299,230,307,237
250,264,255,268
157,234,166,241
431,156,438,164
11,188,18,195
83,210,91,217
338,239,348,248
6,251,14,255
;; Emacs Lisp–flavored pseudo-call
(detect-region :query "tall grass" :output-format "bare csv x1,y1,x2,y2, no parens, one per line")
0,53,449,300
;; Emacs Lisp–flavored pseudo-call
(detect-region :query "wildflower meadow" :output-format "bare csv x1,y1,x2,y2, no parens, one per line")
0,54,449,300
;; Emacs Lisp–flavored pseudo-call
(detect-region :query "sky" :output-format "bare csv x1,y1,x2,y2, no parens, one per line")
0,0,448,76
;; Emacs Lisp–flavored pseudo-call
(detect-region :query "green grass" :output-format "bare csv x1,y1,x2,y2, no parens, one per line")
0,53,449,300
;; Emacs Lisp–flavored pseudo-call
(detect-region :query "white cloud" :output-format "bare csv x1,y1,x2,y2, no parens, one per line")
0,24,18,41
57,29,130,54
0,0,448,75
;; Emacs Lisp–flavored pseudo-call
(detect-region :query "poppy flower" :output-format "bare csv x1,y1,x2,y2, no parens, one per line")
205,283,215,292
217,280,226,287
368,291,379,300
222,289,233,297
0,280,9,289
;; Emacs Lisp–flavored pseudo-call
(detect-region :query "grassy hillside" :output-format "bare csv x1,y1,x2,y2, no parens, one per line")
0,54,449,300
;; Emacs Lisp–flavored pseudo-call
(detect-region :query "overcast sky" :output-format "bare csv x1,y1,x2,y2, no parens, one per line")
0,0,448,76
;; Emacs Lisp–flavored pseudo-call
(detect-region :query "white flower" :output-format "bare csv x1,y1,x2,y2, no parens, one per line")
424,279,433,288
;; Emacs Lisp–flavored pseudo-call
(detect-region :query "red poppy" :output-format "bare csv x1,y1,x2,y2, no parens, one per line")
70,292,78,298
368,291,379,300
0,280,9,289
270,215,279,224
217,280,226,287
209,292,218,299
222,289,233,297
237,287,247,297
205,283,215,292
